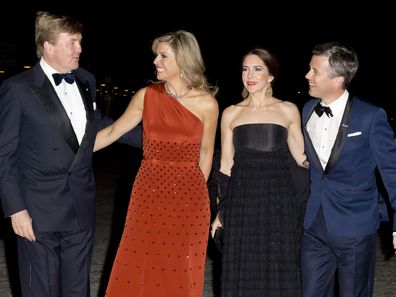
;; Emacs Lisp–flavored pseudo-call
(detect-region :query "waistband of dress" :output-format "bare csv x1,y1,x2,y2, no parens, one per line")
143,158,197,165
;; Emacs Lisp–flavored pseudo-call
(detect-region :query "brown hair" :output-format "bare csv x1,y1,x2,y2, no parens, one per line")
241,48,279,99
312,42,358,89
35,11,83,58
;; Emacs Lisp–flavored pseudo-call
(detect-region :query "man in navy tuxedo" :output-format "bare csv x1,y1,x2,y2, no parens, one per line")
301,42,396,297
0,11,140,297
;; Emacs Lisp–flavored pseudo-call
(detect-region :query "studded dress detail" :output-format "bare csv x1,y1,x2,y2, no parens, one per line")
105,83,210,297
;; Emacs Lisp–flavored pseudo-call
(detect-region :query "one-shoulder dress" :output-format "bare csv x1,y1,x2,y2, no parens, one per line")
220,123,303,297
105,83,210,297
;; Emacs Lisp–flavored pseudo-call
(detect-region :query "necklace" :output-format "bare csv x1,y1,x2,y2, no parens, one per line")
165,83,190,100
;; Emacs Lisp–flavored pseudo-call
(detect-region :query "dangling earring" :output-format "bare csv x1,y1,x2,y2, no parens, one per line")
265,83,273,98
242,87,249,99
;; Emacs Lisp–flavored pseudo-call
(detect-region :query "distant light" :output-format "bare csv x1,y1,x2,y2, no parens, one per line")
100,83,106,87
113,86,119,90
297,91,301,94
0,70,5,74
124,89,129,92
23,66,31,69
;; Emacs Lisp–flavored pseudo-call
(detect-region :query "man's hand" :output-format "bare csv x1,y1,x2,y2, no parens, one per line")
10,210,36,241
393,234,396,254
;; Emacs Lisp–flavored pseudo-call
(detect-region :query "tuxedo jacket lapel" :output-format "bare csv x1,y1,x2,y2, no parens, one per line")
67,75,96,171
32,69,79,153
324,95,353,173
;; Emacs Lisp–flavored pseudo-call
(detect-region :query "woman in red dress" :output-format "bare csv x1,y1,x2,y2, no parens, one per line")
94,30,219,297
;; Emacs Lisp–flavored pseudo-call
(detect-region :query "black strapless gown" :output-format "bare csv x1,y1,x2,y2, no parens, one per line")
221,123,303,297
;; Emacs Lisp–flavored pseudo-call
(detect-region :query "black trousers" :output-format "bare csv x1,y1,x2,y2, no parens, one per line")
17,229,94,297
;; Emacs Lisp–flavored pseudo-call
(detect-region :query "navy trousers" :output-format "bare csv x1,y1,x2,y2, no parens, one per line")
301,208,376,297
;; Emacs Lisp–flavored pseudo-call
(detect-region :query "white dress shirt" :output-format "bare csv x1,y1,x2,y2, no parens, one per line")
40,58,87,144
306,91,349,169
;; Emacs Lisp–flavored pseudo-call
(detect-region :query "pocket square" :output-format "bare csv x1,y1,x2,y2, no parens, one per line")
347,131,362,137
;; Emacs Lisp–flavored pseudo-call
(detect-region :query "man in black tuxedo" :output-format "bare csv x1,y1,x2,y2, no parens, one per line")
0,11,140,297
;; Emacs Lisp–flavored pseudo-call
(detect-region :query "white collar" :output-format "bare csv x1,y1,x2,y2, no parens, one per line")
325,90,349,117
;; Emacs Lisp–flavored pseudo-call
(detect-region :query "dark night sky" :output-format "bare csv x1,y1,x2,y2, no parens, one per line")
1,1,394,112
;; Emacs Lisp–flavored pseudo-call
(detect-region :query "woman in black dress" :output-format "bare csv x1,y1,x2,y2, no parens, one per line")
211,48,309,297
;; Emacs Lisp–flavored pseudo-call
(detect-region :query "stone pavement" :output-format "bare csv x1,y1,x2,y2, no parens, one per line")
1,144,395,296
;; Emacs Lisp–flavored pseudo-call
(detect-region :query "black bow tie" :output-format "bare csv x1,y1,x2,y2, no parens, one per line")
52,73,75,86
314,102,333,117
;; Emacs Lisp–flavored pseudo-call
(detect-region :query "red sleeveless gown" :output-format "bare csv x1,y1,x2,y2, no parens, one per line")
105,83,210,297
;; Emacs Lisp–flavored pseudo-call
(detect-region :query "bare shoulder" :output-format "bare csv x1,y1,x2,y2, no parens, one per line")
134,86,147,99
131,86,147,104
223,103,239,115
278,99,299,113
224,98,248,113
196,91,218,113
125,86,147,112
277,99,302,125
221,102,244,122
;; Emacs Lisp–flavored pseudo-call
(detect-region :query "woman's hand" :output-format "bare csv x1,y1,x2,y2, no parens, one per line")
210,214,223,238
302,158,310,168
